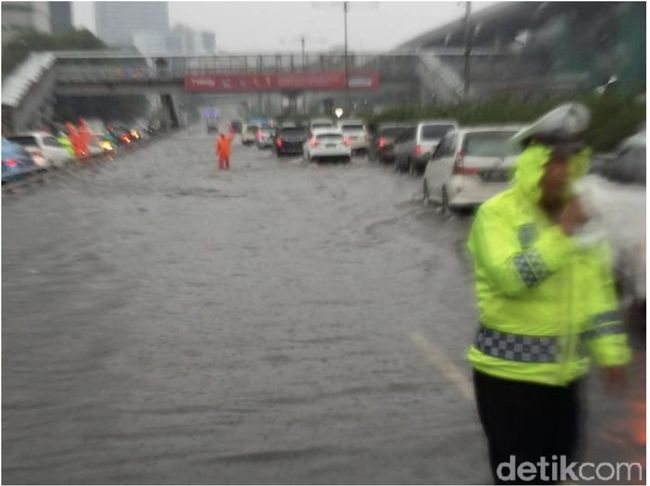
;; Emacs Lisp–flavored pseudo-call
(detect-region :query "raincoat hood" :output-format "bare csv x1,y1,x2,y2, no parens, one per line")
513,144,591,205
511,102,592,205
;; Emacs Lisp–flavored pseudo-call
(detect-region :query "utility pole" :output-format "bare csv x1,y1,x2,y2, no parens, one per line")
300,35,306,70
463,1,472,99
343,1,350,111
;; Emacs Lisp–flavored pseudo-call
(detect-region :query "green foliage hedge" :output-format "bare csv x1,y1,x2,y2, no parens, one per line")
2,28,106,77
367,94,646,152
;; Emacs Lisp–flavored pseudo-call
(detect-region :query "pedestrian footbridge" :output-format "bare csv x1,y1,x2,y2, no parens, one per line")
2,49,513,132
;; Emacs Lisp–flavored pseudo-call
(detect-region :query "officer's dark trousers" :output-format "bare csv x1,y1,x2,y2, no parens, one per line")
473,370,582,485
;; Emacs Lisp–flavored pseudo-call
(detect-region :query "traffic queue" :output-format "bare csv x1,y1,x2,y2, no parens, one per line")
2,118,166,183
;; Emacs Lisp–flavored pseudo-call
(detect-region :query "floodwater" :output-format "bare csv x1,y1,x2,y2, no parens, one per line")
2,124,645,484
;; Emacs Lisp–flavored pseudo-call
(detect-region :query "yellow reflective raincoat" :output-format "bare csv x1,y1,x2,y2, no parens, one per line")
466,144,631,386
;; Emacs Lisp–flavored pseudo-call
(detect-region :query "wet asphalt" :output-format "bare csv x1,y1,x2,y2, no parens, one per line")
2,124,645,484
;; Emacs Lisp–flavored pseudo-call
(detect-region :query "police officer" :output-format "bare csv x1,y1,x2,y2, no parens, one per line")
466,104,631,484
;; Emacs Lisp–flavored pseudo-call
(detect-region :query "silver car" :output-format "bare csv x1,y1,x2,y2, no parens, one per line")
392,120,458,173
423,126,522,213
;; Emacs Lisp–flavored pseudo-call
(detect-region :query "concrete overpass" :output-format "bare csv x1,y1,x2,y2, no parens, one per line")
2,49,496,133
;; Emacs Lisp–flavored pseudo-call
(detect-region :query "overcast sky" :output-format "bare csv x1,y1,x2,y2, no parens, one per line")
73,1,497,52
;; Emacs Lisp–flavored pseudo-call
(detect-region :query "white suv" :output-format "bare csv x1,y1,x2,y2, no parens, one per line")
336,119,369,155
423,126,522,213
303,128,351,164
8,132,72,167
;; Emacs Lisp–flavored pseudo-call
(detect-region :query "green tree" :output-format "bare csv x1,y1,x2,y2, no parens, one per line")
2,28,106,77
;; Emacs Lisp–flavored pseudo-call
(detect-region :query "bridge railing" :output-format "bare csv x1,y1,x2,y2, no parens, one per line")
53,53,400,83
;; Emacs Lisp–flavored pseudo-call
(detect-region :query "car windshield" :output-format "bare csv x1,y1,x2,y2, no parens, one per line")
8,136,37,147
313,123,333,129
317,133,342,140
380,127,405,137
341,124,364,131
421,125,455,140
463,132,520,157
247,126,259,133
280,128,307,136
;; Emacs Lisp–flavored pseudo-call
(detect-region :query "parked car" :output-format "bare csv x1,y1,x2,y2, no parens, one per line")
303,128,351,163
2,138,40,182
206,116,219,133
336,119,369,155
423,126,521,213
107,123,134,146
368,123,407,163
241,123,259,145
392,120,458,173
274,125,308,157
132,120,151,140
256,124,276,149
583,132,646,311
229,120,243,133
85,118,107,137
6,132,62,168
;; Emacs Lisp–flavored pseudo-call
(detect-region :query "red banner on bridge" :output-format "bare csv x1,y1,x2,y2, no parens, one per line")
184,71,379,92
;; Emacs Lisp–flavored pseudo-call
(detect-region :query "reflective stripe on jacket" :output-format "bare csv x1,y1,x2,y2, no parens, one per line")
466,144,631,386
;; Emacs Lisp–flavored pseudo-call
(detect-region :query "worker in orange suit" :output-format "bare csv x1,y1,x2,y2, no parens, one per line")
78,118,91,158
216,132,234,170
66,123,84,160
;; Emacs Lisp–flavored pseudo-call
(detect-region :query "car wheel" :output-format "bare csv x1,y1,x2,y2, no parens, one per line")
408,158,415,175
344,156,351,164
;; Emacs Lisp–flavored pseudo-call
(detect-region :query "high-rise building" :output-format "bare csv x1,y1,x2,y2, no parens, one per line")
172,24,216,55
94,1,169,47
50,1,72,34
133,25,217,56
2,2,51,39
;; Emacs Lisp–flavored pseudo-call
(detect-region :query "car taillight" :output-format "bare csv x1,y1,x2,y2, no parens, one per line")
309,137,319,147
343,136,352,146
276,138,283,148
378,136,387,148
4,159,18,168
452,151,480,175
415,144,422,156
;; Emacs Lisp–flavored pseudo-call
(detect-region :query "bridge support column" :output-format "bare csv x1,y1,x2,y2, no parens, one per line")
160,93,179,129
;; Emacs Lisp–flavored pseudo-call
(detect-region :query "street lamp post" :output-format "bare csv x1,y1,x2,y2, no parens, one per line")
343,1,350,111
463,1,472,98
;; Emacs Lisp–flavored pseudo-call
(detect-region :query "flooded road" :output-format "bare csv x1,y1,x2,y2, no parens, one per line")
3,125,645,484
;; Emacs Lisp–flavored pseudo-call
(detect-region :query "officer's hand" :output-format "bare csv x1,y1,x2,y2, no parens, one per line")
560,198,589,235
601,366,627,394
